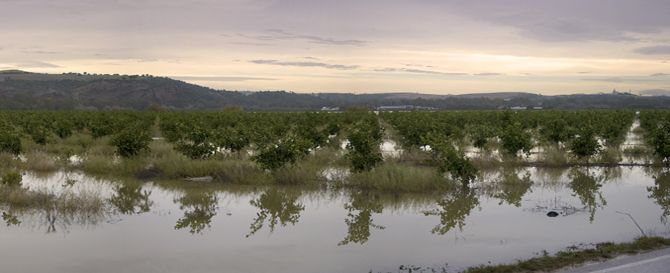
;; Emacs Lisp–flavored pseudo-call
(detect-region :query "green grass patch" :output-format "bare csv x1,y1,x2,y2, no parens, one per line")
463,236,670,273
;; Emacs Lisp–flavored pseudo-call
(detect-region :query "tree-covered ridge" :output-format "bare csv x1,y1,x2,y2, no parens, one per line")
1,71,670,110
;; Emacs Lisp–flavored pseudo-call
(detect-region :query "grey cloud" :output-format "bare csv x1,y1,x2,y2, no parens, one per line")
237,29,366,46
228,42,273,47
250,59,359,70
581,77,661,83
374,67,467,76
651,73,669,77
172,76,277,82
21,50,61,55
437,0,670,42
635,46,670,55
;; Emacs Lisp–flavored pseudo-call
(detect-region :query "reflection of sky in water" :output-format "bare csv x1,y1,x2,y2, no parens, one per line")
1,166,669,273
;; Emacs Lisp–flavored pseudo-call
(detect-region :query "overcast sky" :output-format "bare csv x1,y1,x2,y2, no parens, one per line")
1,0,669,94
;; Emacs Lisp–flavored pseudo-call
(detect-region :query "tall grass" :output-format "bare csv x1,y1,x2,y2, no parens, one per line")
346,163,451,193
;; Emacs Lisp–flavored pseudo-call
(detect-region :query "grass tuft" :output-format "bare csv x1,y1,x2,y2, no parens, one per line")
463,236,670,273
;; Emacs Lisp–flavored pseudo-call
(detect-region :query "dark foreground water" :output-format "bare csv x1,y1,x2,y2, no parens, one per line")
1,167,669,273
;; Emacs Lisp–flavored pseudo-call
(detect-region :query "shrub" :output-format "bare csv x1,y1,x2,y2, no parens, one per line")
346,119,383,172
500,122,533,157
175,126,216,159
569,127,601,162
651,121,670,164
0,130,21,155
28,125,50,145
111,126,152,157
1,171,22,187
425,134,477,186
253,134,310,170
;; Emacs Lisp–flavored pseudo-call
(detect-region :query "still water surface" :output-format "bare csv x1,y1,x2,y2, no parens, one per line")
1,167,669,273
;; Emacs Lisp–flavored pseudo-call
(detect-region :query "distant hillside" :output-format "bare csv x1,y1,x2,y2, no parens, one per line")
640,89,670,97
1,70,670,110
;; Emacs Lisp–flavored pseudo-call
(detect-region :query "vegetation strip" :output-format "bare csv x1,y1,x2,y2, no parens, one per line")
462,237,670,273
1,110,669,193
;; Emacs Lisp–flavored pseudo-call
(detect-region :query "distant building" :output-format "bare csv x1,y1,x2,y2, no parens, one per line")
376,105,436,111
320,106,340,112
532,106,543,110
510,106,527,110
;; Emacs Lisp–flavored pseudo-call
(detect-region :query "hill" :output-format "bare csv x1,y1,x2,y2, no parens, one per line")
1,70,669,110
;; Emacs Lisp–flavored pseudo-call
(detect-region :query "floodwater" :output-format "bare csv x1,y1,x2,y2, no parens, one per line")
2,167,670,273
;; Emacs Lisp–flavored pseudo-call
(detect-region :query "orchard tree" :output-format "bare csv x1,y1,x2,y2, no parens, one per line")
253,134,310,170
111,125,152,157
214,127,249,155
500,122,533,157
651,121,670,165
425,133,477,187
175,126,216,159
0,129,21,155
569,127,601,162
346,118,384,172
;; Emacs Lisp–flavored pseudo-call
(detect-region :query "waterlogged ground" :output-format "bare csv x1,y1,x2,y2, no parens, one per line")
2,167,670,273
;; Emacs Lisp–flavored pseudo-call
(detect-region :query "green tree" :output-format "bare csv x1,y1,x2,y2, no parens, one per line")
651,121,670,164
425,133,477,186
346,119,383,172
500,122,533,157
111,125,152,157
175,126,216,159
0,129,21,155
569,127,601,162
252,134,310,170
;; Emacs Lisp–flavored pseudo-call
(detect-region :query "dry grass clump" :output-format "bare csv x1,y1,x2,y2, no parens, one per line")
23,151,59,172
0,153,21,170
346,163,450,193
540,145,568,166
0,184,105,216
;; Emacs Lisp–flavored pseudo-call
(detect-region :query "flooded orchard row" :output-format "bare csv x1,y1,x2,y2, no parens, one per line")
1,166,670,273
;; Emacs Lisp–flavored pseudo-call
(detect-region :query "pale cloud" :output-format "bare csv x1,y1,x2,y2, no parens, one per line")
172,75,277,82
250,59,359,70
237,29,366,46
12,61,61,68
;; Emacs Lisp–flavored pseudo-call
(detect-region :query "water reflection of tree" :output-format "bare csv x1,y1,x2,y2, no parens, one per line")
2,211,21,226
423,188,479,235
339,191,385,245
174,191,218,234
648,171,670,223
109,184,153,215
569,169,607,222
246,188,304,237
493,169,533,207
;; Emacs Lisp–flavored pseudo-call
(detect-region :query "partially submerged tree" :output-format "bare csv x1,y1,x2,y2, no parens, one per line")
569,127,601,163
424,133,478,187
346,118,384,172
500,122,533,157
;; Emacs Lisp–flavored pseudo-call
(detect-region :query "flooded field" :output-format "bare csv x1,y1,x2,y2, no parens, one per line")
2,166,669,273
